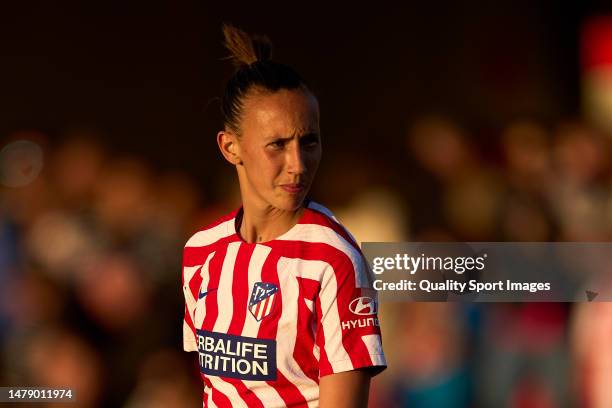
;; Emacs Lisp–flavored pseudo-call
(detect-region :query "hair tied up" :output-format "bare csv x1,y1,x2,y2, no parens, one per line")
222,23,272,70
220,23,307,134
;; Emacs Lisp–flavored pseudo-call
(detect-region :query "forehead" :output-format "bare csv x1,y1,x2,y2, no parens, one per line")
240,88,320,137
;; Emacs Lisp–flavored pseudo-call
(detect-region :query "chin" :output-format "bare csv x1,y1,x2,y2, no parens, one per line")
274,195,306,212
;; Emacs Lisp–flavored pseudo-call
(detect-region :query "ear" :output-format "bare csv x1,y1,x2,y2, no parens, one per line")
217,130,243,165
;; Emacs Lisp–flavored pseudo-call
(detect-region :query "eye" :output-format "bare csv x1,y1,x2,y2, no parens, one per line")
268,140,286,150
300,135,320,148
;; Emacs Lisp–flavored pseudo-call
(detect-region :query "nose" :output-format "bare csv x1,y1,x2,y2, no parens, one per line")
286,140,306,175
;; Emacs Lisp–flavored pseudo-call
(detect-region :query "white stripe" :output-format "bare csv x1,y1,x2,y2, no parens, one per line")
362,334,385,359
240,244,286,408
207,378,247,408
241,386,284,408
265,294,275,316
312,342,320,361
256,298,267,320
277,223,368,287
242,245,270,336
281,258,327,282
206,389,216,408
186,219,234,247
307,200,358,244
183,265,201,313
194,251,215,329
275,257,319,407
213,242,241,333
183,320,197,351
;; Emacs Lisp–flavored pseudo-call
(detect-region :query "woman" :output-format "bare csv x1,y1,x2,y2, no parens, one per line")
182,24,386,408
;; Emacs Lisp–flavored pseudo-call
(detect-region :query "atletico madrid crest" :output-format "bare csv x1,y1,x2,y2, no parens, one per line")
249,282,278,321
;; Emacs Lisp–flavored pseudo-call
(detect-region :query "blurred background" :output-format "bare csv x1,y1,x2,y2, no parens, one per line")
3,1,612,407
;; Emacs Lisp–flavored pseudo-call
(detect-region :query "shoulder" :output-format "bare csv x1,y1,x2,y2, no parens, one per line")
294,201,372,288
184,209,238,249
288,201,364,268
298,200,359,250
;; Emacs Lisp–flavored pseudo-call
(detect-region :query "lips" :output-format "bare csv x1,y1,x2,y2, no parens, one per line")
280,183,305,194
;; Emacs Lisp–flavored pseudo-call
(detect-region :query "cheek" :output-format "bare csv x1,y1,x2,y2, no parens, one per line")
305,149,322,170
248,150,284,182
243,145,267,168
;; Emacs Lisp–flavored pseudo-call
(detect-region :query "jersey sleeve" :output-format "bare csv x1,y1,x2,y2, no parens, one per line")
182,245,198,352
315,248,387,377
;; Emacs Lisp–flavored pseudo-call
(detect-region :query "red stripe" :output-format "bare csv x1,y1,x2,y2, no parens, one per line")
269,370,310,408
257,251,310,407
184,306,196,338
222,378,265,408
227,244,255,335
293,279,320,383
183,235,237,266
300,277,319,299
254,298,263,320
202,245,228,331
188,265,204,303
260,296,270,319
210,385,233,408
266,294,276,317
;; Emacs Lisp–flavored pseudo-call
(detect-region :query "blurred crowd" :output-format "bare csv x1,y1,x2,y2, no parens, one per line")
342,116,612,408
0,130,217,407
0,117,611,407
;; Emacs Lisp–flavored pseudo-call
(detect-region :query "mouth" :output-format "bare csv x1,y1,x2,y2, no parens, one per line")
280,183,305,194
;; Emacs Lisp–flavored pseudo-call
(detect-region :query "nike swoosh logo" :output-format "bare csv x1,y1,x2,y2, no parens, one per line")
198,288,217,300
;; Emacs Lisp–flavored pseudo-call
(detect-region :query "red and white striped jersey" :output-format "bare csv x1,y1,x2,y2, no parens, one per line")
182,200,386,407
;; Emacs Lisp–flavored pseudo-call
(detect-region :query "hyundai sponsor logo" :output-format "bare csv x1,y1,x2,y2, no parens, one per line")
341,317,380,331
349,296,377,315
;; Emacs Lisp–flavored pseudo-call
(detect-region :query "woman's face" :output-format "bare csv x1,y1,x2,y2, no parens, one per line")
223,88,322,212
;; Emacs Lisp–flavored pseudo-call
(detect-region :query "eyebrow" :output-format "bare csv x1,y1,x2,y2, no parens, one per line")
265,132,319,142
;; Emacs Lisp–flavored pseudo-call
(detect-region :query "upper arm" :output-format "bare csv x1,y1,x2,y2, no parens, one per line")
319,369,372,408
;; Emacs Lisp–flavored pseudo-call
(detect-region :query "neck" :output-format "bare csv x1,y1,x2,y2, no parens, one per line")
238,202,304,243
